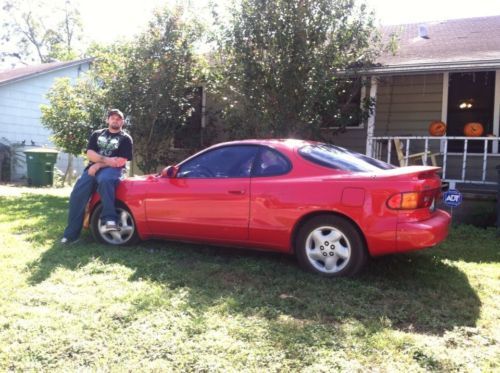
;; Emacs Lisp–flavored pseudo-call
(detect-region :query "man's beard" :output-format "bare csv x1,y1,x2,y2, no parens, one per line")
110,124,122,130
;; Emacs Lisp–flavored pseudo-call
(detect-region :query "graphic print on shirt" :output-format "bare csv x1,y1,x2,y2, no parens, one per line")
97,133,120,156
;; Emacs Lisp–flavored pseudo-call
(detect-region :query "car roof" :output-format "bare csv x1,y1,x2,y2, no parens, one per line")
209,139,315,152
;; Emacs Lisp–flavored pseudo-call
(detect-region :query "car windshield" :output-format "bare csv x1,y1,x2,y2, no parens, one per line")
298,144,396,172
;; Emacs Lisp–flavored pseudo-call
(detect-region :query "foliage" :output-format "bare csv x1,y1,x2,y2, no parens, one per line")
40,77,107,156
40,6,201,174
38,1,382,173
0,189,499,371
83,8,202,173
0,0,83,65
212,0,380,139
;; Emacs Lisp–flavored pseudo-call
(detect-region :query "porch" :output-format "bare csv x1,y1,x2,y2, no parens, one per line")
368,135,500,190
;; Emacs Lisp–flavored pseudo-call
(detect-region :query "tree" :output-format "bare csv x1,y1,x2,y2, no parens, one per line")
93,7,202,173
40,77,106,183
1,0,83,65
41,6,202,175
212,0,379,139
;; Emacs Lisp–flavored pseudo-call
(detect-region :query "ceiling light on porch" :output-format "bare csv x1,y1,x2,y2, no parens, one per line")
459,99,473,109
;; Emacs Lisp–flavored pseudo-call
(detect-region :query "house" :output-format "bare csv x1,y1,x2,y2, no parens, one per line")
0,58,93,181
333,15,500,195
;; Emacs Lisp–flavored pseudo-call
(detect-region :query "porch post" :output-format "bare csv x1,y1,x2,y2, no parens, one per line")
441,72,449,124
365,76,378,156
441,72,449,153
493,70,500,154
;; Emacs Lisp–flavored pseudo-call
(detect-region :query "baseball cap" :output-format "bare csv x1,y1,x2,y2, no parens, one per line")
107,109,124,119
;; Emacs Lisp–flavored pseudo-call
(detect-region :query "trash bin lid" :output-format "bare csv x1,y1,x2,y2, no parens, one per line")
24,147,59,154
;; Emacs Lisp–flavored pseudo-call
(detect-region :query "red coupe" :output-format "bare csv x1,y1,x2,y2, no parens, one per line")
86,139,451,277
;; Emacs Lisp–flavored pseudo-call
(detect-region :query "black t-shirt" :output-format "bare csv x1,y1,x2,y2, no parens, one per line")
86,129,133,168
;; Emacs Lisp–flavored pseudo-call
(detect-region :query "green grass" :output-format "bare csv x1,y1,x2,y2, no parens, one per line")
0,189,499,371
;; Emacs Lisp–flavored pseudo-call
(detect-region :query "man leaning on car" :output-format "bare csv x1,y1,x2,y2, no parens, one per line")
61,109,133,244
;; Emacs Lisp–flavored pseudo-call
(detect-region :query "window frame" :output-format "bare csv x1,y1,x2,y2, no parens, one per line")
177,144,260,179
251,146,293,177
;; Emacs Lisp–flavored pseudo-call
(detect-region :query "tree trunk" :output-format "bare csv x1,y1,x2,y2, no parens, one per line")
63,154,73,185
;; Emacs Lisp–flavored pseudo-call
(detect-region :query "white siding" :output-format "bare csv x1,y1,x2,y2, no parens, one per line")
0,63,90,180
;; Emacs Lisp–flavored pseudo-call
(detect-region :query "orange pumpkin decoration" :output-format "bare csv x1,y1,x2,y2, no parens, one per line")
428,120,447,136
463,122,484,137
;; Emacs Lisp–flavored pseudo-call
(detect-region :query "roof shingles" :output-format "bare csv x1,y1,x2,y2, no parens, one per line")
0,58,93,86
379,15,500,66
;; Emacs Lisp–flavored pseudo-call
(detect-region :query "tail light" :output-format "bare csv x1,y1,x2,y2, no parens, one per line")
387,189,440,210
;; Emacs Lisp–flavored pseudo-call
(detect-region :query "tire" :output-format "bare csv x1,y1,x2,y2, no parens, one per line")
295,215,367,277
90,203,139,246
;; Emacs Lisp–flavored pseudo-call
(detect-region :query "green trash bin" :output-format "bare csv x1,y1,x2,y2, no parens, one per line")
24,148,59,186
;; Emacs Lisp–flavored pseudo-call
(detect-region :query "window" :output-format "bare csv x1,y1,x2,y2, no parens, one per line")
178,145,259,178
253,148,291,177
298,144,395,172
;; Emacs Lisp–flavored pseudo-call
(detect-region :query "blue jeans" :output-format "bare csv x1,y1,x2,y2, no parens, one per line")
63,167,123,240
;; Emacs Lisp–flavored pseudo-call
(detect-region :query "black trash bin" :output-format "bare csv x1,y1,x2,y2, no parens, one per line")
24,148,59,186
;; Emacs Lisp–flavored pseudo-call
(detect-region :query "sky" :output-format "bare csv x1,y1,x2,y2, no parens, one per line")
78,0,500,44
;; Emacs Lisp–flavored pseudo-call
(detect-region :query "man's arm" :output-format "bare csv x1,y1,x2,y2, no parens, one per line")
87,150,127,176
87,150,126,167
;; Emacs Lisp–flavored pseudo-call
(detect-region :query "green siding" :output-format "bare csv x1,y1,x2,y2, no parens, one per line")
374,74,443,136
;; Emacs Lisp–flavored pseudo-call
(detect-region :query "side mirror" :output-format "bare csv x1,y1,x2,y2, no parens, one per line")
161,165,179,178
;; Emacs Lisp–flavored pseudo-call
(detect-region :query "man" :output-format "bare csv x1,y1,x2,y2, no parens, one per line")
61,109,133,244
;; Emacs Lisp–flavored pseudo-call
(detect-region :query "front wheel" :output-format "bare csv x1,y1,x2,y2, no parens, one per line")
295,215,367,277
90,204,139,246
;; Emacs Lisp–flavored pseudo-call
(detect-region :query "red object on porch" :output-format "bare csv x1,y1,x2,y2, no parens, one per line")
428,120,447,136
463,122,484,137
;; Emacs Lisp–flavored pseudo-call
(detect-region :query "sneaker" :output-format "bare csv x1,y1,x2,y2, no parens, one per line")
60,237,79,245
105,221,119,231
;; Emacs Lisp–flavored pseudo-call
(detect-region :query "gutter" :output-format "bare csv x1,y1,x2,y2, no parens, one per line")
355,59,500,76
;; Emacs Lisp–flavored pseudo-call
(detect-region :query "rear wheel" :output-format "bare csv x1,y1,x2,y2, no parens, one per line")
295,215,367,277
90,204,139,246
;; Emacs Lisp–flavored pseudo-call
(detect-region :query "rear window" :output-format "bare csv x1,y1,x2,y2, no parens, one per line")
298,144,395,172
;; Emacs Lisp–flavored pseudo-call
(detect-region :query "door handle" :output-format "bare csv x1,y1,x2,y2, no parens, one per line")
228,189,246,195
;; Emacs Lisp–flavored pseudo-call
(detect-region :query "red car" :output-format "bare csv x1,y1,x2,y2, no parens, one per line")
86,139,451,277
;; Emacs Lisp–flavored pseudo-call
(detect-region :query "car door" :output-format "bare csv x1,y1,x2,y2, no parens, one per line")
144,145,259,243
248,147,295,251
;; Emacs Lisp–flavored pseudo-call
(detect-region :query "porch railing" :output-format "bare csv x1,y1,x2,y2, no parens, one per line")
368,136,500,188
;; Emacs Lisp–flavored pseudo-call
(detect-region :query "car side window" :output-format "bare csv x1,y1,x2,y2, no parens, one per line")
177,145,259,178
252,148,291,177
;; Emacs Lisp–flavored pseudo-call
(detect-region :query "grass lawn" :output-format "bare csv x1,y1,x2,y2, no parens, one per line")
0,186,498,371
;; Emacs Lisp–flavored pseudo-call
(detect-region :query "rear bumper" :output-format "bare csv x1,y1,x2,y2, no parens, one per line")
396,209,451,252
